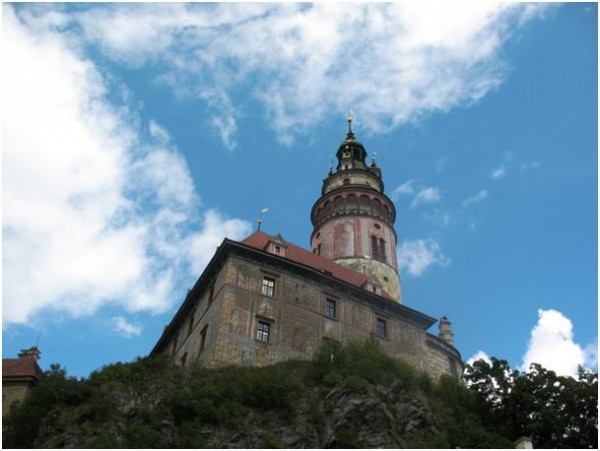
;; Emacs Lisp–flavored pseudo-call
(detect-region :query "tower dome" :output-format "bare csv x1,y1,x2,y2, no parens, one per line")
310,118,402,302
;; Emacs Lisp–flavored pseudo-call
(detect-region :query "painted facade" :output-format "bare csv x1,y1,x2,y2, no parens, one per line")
150,234,462,379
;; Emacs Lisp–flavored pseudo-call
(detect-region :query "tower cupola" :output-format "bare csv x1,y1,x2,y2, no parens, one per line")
310,119,403,302
336,117,368,171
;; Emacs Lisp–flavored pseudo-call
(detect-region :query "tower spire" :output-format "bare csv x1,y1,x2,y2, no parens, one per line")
346,110,355,140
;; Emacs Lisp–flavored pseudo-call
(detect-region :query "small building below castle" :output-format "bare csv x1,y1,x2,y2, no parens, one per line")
151,119,462,378
2,347,44,417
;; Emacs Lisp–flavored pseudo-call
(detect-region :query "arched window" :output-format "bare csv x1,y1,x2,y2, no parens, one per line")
359,195,370,213
379,238,386,262
383,205,391,221
346,194,358,212
371,235,380,260
373,198,383,216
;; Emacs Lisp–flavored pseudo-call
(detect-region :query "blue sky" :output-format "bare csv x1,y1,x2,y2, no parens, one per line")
3,2,597,379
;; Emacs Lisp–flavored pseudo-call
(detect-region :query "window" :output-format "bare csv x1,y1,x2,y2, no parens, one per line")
274,245,281,254
187,309,195,336
180,352,188,367
376,318,387,338
448,357,458,375
199,325,208,353
325,298,337,318
261,277,275,297
172,337,178,355
371,235,380,260
256,320,271,343
208,282,216,308
379,238,386,262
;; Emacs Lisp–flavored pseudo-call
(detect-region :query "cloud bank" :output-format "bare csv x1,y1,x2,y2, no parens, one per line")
3,8,252,326
16,2,548,147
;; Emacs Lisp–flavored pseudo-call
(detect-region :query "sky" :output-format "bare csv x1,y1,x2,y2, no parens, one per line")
2,2,597,379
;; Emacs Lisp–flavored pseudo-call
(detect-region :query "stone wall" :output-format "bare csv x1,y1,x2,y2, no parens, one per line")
166,253,461,380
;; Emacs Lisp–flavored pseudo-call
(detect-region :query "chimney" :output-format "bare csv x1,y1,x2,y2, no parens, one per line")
438,316,454,346
18,346,41,361
514,437,533,449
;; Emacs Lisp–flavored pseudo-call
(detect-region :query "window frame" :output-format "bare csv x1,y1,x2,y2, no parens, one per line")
261,276,276,297
324,297,337,319
187,309,196,336
371,235,380,260
199,325,208,354
376,317,388,338
255,320,271,343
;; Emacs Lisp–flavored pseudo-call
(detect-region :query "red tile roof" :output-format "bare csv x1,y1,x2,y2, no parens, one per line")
242,231,395,301
3,358,44,381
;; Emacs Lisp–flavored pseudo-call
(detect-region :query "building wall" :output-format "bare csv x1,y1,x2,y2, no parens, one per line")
167,254,461,380
2,382,31,416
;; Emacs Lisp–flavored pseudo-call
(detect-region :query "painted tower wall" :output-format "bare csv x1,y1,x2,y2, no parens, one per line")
311,215,401,301
311,186,402,302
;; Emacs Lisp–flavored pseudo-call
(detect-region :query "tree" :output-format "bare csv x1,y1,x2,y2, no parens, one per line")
465,358,598,449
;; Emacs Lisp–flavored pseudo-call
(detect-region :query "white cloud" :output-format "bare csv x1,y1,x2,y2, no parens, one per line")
391,180,415,200
463,189,489,206
187,210,253,273
35,2,548,147
411,187,442,208
466,350,492,366
111,316,142,338
520,161,542,172
2,7,252,326
397,239,450,277
491,166,506,179
520,309,597,377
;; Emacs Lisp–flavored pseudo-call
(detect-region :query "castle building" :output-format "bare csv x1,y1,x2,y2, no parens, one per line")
150,120,462,379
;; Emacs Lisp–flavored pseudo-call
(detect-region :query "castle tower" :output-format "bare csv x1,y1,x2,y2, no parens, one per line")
310,117,402,302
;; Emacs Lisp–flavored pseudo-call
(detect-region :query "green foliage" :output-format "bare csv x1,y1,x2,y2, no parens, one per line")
5,342,594,449
174,419,206,448
413,374,515,449
2,363,92,448
170,360,303,427
334,425,361,448
465,358,599,449
259,434,283,448
123,423,169,449
312,337,418,388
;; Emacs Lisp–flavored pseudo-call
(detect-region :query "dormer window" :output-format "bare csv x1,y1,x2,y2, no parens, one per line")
267,237,287,257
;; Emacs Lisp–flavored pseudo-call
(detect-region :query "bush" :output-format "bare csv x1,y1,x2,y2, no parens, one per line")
311,337,419,388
